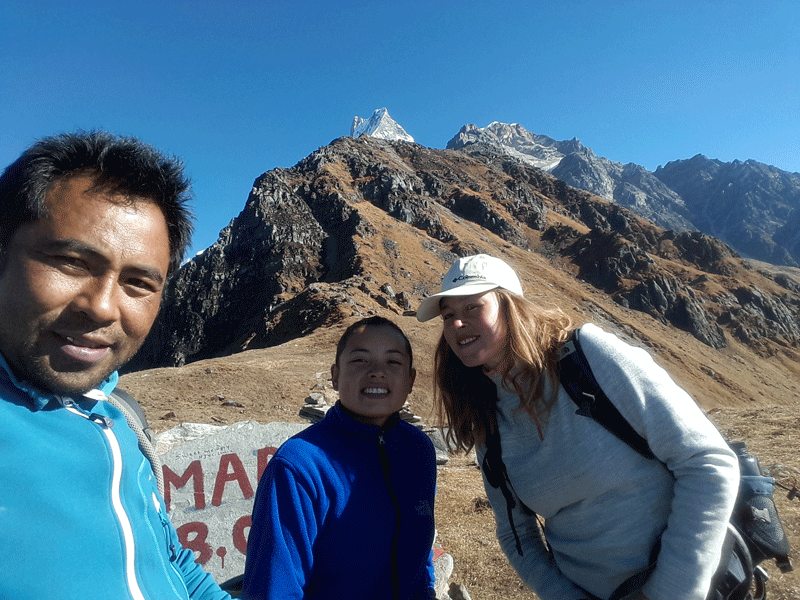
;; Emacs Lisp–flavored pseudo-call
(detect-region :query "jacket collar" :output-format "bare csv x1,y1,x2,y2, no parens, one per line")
0,352,119,410
331,401,401,437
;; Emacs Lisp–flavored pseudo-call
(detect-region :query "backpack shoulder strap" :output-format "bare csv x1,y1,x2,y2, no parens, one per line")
482,424,535,556
108,388,165,497
557,329,655,460
109,388,155,442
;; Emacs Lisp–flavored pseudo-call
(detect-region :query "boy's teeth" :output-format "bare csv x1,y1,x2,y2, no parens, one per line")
365,387,389,394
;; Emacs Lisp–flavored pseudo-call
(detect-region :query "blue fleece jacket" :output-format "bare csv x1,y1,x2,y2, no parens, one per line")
0,355,230,600
243,402,437,600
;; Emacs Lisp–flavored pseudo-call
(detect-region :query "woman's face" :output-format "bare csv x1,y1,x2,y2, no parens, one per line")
440,291,508,373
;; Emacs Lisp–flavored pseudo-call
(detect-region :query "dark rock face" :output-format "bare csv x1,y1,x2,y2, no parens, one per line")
729,286,800,343
551,150,695,233
654,155,800,267
133,170,335,368
619,276,728,350
549,227,729,348
769,206,800,265
127,137,800,371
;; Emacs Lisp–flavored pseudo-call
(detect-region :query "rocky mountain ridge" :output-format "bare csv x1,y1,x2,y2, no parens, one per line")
446,122,800,267
654,155,800,266
128,136,800,415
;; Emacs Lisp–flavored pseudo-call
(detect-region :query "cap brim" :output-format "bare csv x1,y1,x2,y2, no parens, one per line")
416,283,500,322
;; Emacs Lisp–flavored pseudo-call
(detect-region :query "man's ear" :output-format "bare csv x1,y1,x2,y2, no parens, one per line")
330,363,339,391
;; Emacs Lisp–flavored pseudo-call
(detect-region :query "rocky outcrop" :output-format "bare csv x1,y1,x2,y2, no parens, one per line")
654,155,800,267
127,136,800,371
547,227,726,348
726,286,800,344
539,191,797,351
619,275,728,349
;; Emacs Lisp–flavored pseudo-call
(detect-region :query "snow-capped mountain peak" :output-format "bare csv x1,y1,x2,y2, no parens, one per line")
350,107,414,142
447,122,571,171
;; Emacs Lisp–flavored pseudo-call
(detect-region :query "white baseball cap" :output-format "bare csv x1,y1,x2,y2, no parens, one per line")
416,254,524,322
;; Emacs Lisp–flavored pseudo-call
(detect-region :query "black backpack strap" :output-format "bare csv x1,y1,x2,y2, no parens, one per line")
483,424,527,556
557,330,655,460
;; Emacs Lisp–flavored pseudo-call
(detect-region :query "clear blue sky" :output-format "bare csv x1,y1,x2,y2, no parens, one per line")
2,0,798,254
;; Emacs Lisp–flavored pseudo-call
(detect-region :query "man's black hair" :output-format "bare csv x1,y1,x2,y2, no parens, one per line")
0,130,193,275
335,316,413,368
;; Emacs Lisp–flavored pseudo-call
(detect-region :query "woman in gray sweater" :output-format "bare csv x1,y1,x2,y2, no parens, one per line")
417,254,739,600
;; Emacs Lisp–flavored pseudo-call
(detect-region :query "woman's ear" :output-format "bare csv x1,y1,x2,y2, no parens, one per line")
330,363,339,391
407,367,417,394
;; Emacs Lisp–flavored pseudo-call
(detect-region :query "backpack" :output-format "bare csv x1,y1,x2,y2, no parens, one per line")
556,330,794,600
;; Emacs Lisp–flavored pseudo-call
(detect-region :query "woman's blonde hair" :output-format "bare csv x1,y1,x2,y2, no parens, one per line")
434,289,573,452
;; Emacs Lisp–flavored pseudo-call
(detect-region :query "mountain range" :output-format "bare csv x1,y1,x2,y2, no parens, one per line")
118,111,799,600
448,122,800,267
127,132,800,406
344,110,800,267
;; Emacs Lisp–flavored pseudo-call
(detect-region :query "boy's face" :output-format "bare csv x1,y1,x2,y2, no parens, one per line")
331,324,416,427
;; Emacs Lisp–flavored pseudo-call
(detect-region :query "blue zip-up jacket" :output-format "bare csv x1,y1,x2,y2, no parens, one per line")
0,355,231,600
243,402,437,600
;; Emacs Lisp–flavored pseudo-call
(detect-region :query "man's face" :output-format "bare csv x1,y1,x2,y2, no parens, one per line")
0,174,171,394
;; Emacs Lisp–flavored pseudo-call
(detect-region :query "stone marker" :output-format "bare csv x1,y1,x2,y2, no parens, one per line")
433,549,454,598
156,420,308,583
157,419,454,594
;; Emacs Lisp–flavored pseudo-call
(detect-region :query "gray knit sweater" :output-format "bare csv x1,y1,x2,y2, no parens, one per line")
477,323,739,600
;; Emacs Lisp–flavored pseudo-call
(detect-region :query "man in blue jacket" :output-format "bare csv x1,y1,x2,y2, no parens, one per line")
0,131,230,600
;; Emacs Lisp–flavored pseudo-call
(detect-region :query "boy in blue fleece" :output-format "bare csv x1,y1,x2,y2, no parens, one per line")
243,316,437,600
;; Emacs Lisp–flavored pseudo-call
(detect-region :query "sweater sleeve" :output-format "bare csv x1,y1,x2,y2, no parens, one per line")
425,549,436,596
477,446,592,600
579,324,740,600
166,523,232,600
242,455,319,600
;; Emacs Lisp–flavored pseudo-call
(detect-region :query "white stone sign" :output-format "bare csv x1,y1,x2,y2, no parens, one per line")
156,420,309,582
